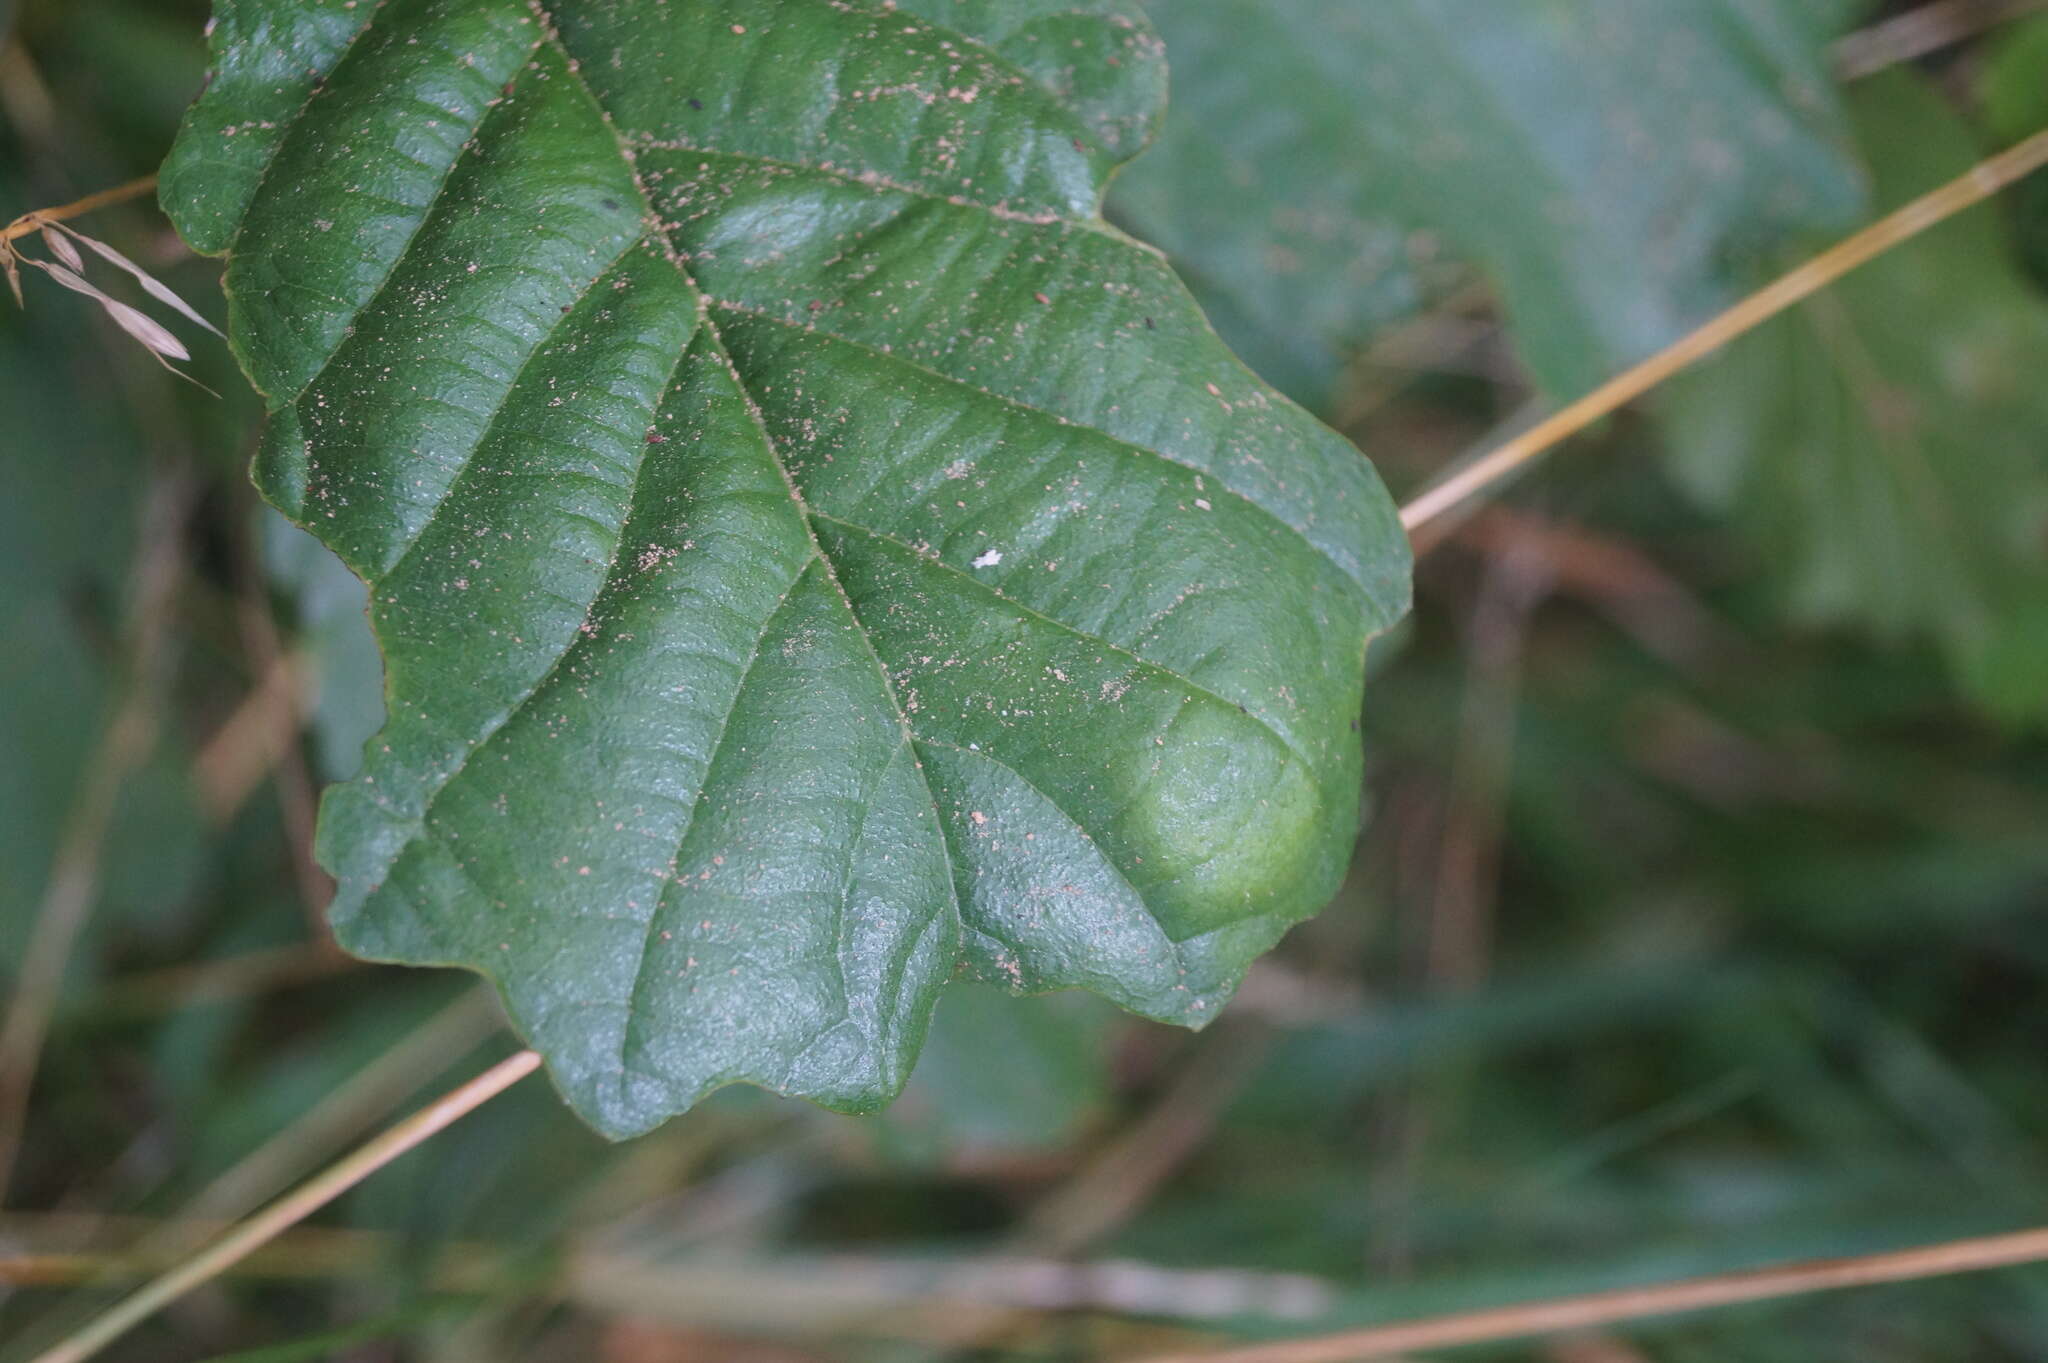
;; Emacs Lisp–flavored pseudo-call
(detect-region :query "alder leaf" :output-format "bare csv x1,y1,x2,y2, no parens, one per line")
161,0,1409,1138
1109,0,1870,402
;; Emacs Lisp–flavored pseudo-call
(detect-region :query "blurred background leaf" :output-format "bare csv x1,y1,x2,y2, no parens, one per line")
7,1,2048,1360
1980,12,2048,288
1662,73,2048,726
1109,0,1872,404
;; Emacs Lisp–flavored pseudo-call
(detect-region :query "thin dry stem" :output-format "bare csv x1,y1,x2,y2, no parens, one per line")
1427,543,1548,993
27,1049,542,1363
232,533,334,925
0,41,61,162
1134,1225,2048,1363
0,176,159,245
180,991,502,1228
5,174,219,390
1399,126,2048,535
8,990,501,1358
0,1214,505,1291
1450,509,1742,668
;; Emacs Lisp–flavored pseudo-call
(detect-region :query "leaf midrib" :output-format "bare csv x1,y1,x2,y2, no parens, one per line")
529,6,1322,771
258,0,1356,672
228,0,1342,1093
540,0,1314,1052
527,11,976,1084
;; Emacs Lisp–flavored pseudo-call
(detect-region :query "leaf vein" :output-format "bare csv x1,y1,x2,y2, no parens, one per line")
808,511,1314,771
261,21,547,411
711,299,1351,592
369,229,661,583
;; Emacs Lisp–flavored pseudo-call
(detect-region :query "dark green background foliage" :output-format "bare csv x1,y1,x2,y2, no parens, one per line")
4,1,2048,1361
1116,0,1869,401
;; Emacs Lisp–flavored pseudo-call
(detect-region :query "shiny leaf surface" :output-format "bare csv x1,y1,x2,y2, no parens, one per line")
162,0,1408,1137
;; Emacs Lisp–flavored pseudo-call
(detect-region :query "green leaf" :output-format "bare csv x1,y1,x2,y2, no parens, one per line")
883,984,1112,1157
889,0,1167,161
1661,75,2048,726
1108,0,1870,402
1978,15,2048,152
1977,15,2048,291
162,0,1408,1138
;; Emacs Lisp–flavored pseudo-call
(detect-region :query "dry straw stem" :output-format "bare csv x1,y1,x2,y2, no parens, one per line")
193,649,317,821
11,996,491,1363
1398,125,2048,535
1137,1224,2048,1363
0,175,159,245
4,173,221,387
0,1215,504,1290
28,1049,542,1363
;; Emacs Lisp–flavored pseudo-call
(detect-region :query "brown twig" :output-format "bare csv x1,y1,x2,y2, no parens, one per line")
192,650,315,822
0,41,62,163
883,1024,1277,1357
0,1215,503,1290
0,176,159,246
1428,544,1549,994
1133,1225,2048,1363
1370,541,1551,1274
1398,126,2048,534
1450,509,1740,669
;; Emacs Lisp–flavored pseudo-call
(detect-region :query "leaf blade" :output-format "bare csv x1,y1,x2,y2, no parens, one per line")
165,0,1408,1137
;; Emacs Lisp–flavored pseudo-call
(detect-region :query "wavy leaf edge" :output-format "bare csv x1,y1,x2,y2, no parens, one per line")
164,0,1411,1137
